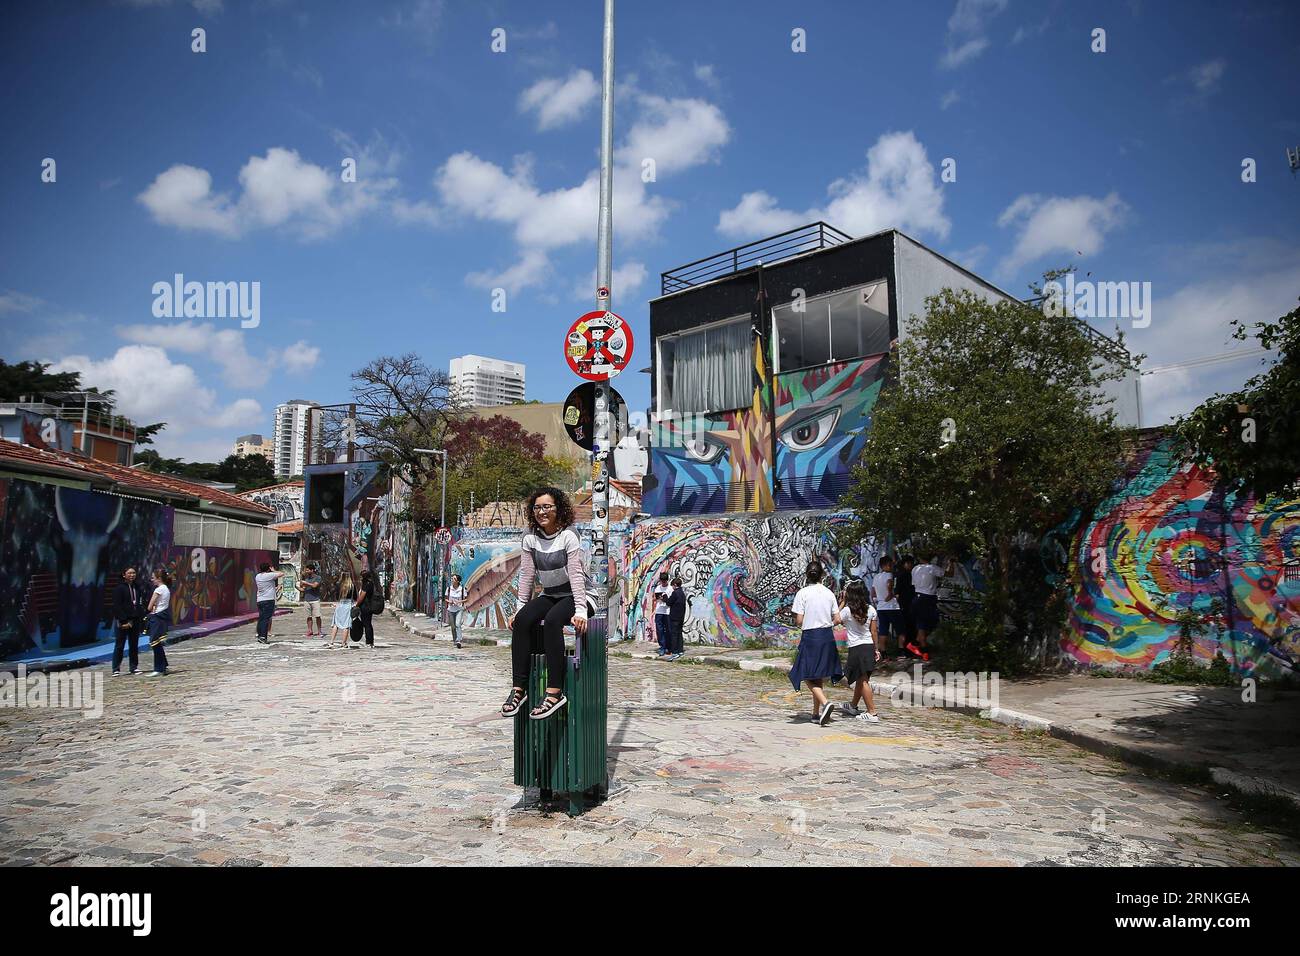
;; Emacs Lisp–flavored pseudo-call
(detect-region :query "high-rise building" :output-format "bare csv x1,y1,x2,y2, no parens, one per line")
231,433,275,460
272,400,321,478
449,355,525,407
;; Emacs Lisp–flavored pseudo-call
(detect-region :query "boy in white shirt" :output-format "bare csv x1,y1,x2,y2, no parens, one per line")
872,556,903,658
837,579,881,721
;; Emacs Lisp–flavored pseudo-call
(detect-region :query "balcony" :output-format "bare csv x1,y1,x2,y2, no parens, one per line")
660,221,852,296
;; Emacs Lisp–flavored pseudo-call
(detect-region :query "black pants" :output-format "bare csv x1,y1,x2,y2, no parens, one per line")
669,617,684,654
359,608,375,646
511,593,574,690
112,621,140,672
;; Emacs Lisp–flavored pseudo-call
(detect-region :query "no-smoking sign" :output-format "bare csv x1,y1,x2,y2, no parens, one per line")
564,310,633,381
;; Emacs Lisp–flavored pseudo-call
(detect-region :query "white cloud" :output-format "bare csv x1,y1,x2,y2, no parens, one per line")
0,290,42,314
939,89,961,110
137,147,396,240
518,69,600,131
121,0,223,15
1188,58,1226,94
1011,18,1050,44
48,346,261,435
572,261,648,301
940,0,1008,69
693,63,720,91
115,321,320,387
281,340,321,373
717,131,951,242
995,192,1128,276
440,93,728,292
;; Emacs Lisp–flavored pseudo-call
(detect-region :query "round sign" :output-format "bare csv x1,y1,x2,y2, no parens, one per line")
562,382,624,451
564,310,633,381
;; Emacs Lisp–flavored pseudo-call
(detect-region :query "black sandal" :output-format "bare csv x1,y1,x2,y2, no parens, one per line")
501,688,527,717
529,693,567,720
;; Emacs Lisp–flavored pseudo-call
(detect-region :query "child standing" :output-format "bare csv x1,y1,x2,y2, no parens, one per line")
837,579,881,721
788,560,843,726
872,556,904,658
329,580,355,648
446,573,466,649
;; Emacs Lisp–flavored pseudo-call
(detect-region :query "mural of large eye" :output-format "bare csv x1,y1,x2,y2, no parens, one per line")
682,437,725,464
780,408,840,452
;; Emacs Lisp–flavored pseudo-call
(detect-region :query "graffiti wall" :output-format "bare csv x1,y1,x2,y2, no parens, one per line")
430,523,632,635
303,462,390,601
644,355,886,516
1060,436,1299,679
625,511,862,648
0,476,273,663
239,482,303,524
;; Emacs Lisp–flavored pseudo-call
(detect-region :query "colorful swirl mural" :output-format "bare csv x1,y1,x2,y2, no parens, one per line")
1064,437,1299,678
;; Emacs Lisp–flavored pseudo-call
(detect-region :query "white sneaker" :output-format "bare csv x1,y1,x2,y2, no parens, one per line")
857,712,880,722
840,703,860,717
145,671,166,678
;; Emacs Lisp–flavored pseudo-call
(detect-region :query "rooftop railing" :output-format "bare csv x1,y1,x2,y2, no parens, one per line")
660,221,853,296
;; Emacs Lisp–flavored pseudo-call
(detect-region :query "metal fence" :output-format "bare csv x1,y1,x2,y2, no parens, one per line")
173,509,276,551
660,221,853,295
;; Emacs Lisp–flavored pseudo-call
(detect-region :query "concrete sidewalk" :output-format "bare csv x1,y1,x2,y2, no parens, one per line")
391,610,1300,815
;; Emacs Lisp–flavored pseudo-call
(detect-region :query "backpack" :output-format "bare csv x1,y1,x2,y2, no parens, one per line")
367,578,385,614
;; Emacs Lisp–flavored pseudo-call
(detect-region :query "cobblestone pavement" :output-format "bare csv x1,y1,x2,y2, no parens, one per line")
2,612,1296,867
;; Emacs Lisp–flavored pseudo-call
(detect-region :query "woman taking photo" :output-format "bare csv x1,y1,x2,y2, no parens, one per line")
144,568,174,677
500,487,587,721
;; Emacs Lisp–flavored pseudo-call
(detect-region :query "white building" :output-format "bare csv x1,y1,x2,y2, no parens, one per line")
272,400,321,478
449,355,525,407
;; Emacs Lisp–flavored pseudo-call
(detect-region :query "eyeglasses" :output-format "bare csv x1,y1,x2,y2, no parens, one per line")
533,504,556,512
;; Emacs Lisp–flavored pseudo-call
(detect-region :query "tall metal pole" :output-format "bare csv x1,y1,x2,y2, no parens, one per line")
440,449,447,531
590,0,615,631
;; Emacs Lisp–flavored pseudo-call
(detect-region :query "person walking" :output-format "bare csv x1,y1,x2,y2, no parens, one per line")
254,562,283,645
666,575,687,661
446,573,466,649
837,579,881,721
652,571,672,656
355,568,382,648
300,563,322,638
111,567,147,675
895,554,917,659
328,579,355,647
144,568,174,677
872,556,904,658
910,554,954,661
788,559,843,726
500,487,587,722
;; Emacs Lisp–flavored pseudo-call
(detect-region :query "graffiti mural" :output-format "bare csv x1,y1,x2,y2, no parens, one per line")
1063,436,1299,679
303,461,389,601
644,355,886,515
239,482,304,524
0,476,273,663
625,511,859,648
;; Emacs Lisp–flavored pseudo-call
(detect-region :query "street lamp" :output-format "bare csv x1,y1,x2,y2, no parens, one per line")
413,447,447,529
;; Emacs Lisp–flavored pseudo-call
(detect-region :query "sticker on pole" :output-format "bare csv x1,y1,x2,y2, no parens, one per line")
562,382,625,451
564,310,632,380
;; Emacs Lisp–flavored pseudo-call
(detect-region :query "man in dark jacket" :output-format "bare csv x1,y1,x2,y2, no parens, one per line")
111,567,148,675
667,576,687,660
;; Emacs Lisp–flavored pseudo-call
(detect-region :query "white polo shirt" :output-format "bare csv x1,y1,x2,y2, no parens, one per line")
792,583,838,631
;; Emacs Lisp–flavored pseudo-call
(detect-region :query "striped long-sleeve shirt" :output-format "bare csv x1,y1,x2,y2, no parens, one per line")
516,527,589,619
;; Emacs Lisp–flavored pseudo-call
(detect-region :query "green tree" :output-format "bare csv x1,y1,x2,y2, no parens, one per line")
837,287,1133,672
1172,299,1300,500
0,360,83,400
215,453,277,491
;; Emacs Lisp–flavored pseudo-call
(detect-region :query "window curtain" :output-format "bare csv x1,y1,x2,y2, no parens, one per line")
671,318,751,414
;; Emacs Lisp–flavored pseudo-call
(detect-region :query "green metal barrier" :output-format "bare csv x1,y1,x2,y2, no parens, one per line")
513,615,609,816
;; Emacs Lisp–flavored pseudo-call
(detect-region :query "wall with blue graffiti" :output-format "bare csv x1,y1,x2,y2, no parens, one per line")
0,476,273,664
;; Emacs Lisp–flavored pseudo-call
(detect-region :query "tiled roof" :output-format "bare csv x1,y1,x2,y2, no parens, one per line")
0,439,274,519
269,519,303,534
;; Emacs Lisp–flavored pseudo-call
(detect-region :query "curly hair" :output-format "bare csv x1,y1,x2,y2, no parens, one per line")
525,486,575,536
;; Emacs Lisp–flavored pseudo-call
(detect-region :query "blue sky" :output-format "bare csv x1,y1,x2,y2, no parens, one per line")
1,0,1297,461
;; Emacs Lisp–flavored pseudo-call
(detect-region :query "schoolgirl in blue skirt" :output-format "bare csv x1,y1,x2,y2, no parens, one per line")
788,559,843,726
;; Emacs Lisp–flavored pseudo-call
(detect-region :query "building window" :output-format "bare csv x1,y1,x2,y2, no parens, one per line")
773,281,890,372
657,315,752,416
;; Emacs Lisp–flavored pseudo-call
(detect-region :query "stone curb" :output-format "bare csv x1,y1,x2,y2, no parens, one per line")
388,610,500,647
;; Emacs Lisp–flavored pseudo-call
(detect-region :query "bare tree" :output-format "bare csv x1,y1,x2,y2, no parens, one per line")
319,354,463,481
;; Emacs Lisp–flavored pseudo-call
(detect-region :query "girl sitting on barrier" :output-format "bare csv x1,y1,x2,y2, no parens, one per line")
501,486,588,721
